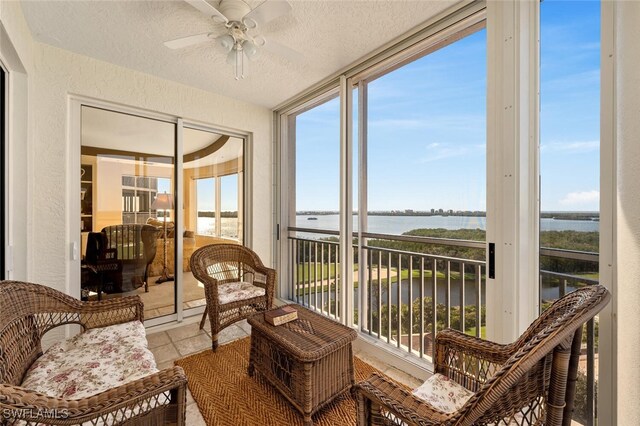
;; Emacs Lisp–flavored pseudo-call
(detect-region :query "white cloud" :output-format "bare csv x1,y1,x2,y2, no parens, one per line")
541,140,599,153
559,190,599,206
419,142,484,163
368,118,427,129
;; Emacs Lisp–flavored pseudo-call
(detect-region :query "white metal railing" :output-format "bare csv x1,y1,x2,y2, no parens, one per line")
287,228,485,362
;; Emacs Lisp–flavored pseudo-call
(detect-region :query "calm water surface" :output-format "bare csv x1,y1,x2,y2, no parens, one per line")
296,214,598,235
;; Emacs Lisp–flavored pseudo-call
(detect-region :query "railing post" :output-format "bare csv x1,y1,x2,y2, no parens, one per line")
431,258,438,361
397,254,402,348
460,262,466,333
408,255,413,354
476,264,482,338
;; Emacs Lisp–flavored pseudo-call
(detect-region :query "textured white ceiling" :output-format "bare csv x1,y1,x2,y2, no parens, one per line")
20,0,457,108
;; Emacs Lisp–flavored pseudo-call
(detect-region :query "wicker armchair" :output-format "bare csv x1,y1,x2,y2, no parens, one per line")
0,281,187,425
356,285,610,426
190,244,275,351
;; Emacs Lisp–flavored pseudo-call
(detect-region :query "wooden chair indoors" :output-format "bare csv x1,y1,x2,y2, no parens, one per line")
190,244,275,350
356,285,610,426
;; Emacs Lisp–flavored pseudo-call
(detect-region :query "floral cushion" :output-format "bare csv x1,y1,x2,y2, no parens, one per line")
21,321,158,400
412,373,474,414
218,281,266,305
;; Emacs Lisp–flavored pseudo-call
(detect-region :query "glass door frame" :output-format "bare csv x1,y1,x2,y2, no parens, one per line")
69,97,252,327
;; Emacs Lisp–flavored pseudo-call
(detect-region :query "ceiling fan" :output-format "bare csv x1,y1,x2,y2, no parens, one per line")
165,0,301,80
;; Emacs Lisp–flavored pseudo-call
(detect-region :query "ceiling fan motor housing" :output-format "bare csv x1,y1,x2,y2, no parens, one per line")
218,0,252,23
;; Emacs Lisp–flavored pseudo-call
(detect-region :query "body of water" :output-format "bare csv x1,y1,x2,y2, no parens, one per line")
296,214,599,234
197,217,239,239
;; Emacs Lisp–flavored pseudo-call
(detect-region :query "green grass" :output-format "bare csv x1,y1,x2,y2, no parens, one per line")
465,326,487,339
295,263,337,283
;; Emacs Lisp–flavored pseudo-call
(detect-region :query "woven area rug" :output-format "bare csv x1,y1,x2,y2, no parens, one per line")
175,337,387,425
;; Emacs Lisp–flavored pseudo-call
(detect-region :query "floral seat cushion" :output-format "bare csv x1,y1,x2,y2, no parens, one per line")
218,281,266,305
412,373,474,414
21,321,159,400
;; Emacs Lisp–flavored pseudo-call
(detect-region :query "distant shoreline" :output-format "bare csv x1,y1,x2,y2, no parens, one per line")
296,211,599,221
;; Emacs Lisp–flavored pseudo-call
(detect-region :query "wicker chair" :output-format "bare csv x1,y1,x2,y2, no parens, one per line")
356,285,610,426
190,244,275,351
0,281,187,425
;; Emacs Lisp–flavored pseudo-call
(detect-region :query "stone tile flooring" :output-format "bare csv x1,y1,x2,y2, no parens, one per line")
147,318,423,425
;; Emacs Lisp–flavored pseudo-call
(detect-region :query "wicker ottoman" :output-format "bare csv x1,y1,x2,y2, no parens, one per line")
248,305,358,426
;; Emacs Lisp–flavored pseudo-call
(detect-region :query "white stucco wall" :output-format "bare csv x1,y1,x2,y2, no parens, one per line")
31,43,272,295
1,3,273,300
615,2,640,424
0,0,34,282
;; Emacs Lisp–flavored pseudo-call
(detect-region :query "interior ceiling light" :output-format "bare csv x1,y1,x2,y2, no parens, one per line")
164,0,303,80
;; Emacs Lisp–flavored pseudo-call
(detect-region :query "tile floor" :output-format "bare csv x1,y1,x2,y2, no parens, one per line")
146,318,423,425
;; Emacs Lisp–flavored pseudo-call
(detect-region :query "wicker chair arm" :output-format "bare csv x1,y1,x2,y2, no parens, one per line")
434,329,513,392
251,266,276,301
0,366,186,424
356,373,452,426
78,295,144,329
436,328,513,365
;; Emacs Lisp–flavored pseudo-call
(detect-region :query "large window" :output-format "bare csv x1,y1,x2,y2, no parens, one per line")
285,17,488,355
287,94,341,317
121,175,170,224
366,28,487,234
540,1,600,424
220,173,240,239
294,95,341,231
357,24,487,352
196,177,215,236
280,2,610,423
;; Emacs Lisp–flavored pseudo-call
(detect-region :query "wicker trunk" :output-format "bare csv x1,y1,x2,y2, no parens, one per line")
248,305,357,426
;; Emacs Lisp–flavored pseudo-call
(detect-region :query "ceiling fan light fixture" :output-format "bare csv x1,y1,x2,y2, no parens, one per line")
168,0,301,80
226,48,237,65
243,40,258,59
218,34,235,52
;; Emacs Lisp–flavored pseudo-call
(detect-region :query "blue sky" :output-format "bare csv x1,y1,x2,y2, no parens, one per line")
196,174,238,212
295,0,600,213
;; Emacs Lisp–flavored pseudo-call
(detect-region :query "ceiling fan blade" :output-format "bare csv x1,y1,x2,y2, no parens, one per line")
261,39,303,63
184,0,229,24
164,33,214,49
243,1,292,27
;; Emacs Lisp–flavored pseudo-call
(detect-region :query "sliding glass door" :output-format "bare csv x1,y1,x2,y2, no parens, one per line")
80,106,177,319
539,2,601,424
183,126,244,312
78,105,246,323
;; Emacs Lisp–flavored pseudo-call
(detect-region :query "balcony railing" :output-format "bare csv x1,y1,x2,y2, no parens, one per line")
286,227,600,426
288,228,485,362
541,248,599,426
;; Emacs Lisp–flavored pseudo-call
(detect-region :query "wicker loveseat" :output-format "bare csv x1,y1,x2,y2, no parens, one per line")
356,285,610,426
0,281,187,425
